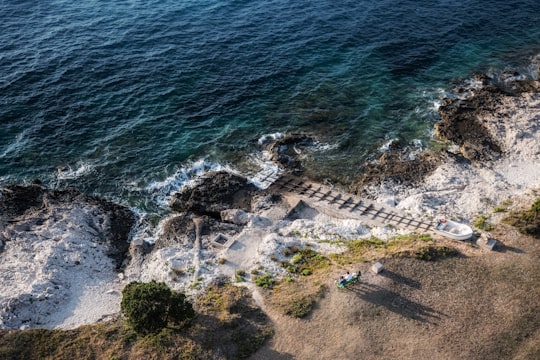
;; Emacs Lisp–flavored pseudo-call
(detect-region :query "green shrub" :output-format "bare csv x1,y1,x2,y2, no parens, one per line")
291,253,303,264
301,269,312,276
254,273,275,288
503,198,540,238
473,214,493,231
235,271,245,282
120,281,195,334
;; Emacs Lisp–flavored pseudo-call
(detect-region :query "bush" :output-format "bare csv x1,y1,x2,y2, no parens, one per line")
254,273,275,288
121,281,195,334
474,214,493,231
235,269,246,282
503,198,540,238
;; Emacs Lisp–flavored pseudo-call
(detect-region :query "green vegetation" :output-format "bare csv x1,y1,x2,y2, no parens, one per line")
282,245,300,256
280,248,330,276
473,214,493,231
328,233,456,265
503,198,540,238
0,281,272,359
494,199,513,213
329,236,386,264
120,281,195,335
254,273,276,288
235,269,246,282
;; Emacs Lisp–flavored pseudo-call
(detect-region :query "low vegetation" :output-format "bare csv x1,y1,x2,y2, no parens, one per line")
473,213,494,231
503,198,540,238
0,279,272,359
328,234,446,265
121,281,195,335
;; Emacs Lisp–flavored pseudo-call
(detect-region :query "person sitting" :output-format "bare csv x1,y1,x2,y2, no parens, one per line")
338,276,347,286
345,271,354,281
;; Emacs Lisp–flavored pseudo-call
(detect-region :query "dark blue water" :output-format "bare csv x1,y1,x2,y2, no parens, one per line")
1,0,540,211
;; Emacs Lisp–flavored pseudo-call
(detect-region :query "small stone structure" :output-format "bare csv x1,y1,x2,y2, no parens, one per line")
371,262,384,274
485,238,498,251
477,233,498,251
211,233,235,249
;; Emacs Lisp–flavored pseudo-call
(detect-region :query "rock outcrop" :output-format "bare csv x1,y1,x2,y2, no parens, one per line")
262,133,316,174
0,184,134,268
0,184,135,329
170,171,258,218
436,73,540,162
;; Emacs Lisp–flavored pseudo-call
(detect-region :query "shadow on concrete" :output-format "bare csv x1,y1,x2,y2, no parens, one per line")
379,269,422,289
345,282,446,324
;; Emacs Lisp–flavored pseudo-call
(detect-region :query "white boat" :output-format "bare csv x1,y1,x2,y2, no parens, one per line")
433,219,473,241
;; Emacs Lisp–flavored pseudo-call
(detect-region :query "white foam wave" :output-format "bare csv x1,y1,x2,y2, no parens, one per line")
145,159,234,207
312,142,339,152
378,138,400,152
55,162,95,180
128,208,160,245
257,132,284,146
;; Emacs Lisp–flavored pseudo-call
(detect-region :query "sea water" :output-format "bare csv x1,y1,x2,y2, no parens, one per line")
1,0,540,212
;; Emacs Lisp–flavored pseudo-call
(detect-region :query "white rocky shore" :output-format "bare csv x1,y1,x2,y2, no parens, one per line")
1,73,539,331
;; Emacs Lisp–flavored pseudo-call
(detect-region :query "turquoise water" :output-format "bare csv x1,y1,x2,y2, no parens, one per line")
1,0,540,211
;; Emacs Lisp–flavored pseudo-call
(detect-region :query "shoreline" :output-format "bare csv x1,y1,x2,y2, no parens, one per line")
1,68,540,330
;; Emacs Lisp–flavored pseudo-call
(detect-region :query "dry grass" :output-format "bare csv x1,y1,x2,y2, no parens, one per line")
261,234,459,320
251,209,540,360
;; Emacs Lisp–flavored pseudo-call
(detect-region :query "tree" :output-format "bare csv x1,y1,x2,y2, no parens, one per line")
120,281,195,334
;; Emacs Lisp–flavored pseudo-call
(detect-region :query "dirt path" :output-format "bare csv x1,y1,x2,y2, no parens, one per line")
250,226,540,360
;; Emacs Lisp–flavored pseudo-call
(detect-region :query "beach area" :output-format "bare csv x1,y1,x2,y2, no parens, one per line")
1,67,539,358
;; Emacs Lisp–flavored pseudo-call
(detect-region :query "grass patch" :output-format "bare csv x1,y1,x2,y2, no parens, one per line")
328,233,456,265
282,245,300,257
254,273,276,288
473,214,493,231
281,248,331,276
329,237,385,265
235,269,246,283
494,199,514,213
502,198,540,238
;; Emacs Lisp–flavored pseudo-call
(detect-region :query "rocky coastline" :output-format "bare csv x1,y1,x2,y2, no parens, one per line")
1,66,539,330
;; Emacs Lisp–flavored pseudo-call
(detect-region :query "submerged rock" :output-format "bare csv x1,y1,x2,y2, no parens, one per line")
262,133,317,174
